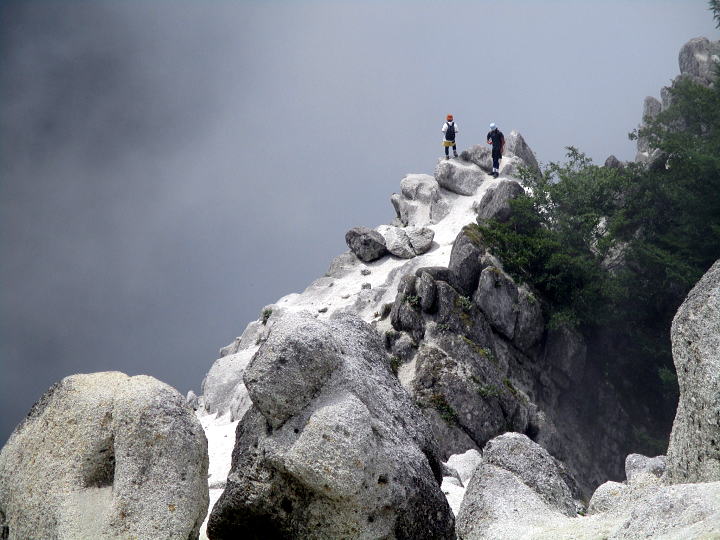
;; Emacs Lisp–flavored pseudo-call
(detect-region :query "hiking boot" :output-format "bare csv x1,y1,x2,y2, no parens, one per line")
453,153,459,158
446,155,450,160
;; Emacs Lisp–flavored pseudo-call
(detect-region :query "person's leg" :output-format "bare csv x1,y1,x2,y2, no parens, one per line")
453,144,458,157
445,144,450,158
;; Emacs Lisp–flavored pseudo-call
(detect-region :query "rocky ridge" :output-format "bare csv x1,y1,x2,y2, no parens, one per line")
2,36,719,540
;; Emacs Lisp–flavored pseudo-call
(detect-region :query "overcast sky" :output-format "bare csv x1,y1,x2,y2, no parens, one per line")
1,1,716,444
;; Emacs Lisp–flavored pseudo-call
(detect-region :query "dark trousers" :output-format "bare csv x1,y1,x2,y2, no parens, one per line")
492,148,502,169
445,143,457,157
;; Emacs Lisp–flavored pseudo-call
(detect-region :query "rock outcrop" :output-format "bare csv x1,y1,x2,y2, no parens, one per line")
505,130,540,171
679,36,720,86
636,37,720,163
475,179,524,223
665,259,720,484
435,159,483,196
0,372,209,540
345,226,388,262
387,224,634,496
207,312,455,539
391,174,450,227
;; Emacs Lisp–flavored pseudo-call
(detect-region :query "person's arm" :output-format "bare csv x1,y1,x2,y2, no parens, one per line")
486,132,492,145
442,123,448,134
501,134,506,154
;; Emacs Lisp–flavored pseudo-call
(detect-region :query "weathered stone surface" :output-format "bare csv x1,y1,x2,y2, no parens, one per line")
208,312,455,540
514,286,544,351
412,331,530,459
678,37,720,86
378,225,416,259
456,463,559,540
505,130,540,171
434,282,494,346
625,454,666,484
390,274,425,342
446,449,483,486
0,372,209,540
604,155,623,169
459,472,720,539
497,155,525,178
389,332,417,363
473,266,519,340
587,481,627,516
243,314,342,429
434,159,483,196
345,226,388,262
448,227,484,296
401,173,440,203
460,145,493,173
406,226,435,255
476,179,525,223
431,198,451,223
636,96,663,160
416,270,437,312
202,347,255,421
609,482,720,539
187,389,200,410
543,325,587,390
325,250,360,278
665,259,720,484
482,433,576,516
415,266,457,286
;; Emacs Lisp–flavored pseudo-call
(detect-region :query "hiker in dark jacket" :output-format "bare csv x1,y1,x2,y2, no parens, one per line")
486,122,505,177
442,114,459,159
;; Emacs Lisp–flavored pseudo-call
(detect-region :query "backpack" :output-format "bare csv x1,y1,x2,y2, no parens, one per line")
445,122,455,141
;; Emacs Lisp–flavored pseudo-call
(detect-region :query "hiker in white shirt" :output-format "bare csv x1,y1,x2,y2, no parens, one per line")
442,114,459,159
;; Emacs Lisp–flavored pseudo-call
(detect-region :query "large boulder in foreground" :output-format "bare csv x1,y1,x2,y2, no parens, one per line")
0,372,208,540
456,434,578,539
482,433,576,516
345,226,388,262
207,312,454,540
665,259,720,484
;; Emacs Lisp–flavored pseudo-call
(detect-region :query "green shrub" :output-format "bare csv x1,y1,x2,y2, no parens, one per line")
429,393,459,425
389,355,401,376
405,295,421,310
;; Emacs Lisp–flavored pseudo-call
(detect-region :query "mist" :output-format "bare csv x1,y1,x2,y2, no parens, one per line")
1,1,716,444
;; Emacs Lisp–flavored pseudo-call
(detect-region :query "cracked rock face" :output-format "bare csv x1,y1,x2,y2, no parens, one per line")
208,312,455,540
0,372,209,540
665,259,720,485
